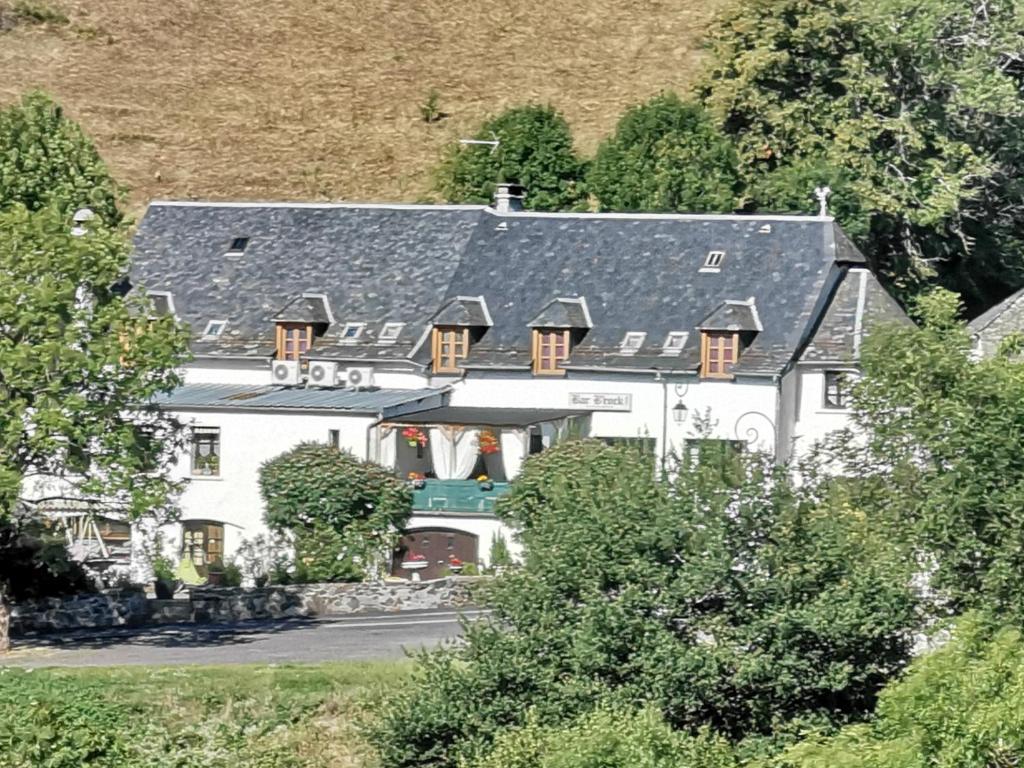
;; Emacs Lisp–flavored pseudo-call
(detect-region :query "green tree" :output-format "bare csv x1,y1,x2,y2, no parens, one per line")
831,288,1024,623
436,104,586,211
588,93,740,212
368,442,919,767
0,91,122,225
700,0,1024,308
258,442,412,582
775,614,1024,768
0,205,190,651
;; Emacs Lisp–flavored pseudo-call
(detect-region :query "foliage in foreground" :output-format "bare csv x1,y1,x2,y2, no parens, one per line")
776,614,1024,768
368,441,920,768
259,442,412,581
435,104,586,210
0,661,405,768
468,706,737,768
836,289,1024,624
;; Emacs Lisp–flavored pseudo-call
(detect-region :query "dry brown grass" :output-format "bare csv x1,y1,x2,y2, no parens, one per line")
0,0,726,216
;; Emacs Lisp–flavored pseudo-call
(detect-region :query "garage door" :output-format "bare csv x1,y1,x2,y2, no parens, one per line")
391,528,479,581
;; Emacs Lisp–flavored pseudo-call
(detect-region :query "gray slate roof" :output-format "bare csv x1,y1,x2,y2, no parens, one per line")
131,202,886,375
968,286,1024,358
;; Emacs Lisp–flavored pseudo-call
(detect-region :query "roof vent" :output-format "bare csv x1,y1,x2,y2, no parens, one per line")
227,237,249,255
758,223,772,234
700,251,725,272
494,183,525,214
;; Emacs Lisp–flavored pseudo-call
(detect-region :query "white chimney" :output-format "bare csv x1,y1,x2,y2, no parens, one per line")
494,183,525,213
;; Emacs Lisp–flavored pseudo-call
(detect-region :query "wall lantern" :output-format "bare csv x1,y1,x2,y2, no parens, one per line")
672,400,688,424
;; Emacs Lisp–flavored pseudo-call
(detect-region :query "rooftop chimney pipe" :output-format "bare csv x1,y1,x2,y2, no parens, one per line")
494,183,525,213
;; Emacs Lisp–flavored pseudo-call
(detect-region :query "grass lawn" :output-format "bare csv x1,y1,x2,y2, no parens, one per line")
0,660,410,767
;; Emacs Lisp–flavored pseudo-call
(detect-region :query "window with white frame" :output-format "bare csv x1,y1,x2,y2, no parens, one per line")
379,322,404,343
201,320,227,339
340,323,365,341
661,331,688,355
823,370,851,409
701,251,725,271
620,332,646,354
191,427,221,476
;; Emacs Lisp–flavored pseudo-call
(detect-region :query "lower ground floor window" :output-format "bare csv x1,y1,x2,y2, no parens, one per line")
182,520,225,576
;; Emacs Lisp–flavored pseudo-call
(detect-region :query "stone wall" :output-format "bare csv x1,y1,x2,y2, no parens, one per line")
10,577,483,636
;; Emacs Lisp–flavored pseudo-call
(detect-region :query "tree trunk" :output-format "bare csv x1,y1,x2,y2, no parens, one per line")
0,584,9,654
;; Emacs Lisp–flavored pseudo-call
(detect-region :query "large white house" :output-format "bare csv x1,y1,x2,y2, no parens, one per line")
53,188,907,580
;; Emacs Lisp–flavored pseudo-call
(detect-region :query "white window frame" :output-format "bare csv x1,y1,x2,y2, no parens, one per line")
620,332,646,355
379,322,405,343
700,250,725,273
661,331,689,356
201,319,228,340
339,322,365,343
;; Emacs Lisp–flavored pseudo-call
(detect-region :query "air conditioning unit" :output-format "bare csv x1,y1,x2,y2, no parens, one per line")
307,360,338,387
343,366,374,389
270,359,301,385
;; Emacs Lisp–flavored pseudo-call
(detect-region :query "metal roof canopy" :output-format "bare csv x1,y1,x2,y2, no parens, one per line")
155,383,447,417
386,406,591,428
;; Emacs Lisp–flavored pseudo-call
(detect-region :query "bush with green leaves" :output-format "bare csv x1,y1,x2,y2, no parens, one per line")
367,441,920,768
830,288,1024,623
435,104,586,210
0,91,122,225
259,442,411,582
774,614,1024,768
588,92,740,213
469,706,737,768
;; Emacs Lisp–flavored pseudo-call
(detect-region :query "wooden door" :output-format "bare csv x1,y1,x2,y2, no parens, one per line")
391,529,478,580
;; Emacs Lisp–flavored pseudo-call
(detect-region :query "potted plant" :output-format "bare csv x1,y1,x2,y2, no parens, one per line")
206,562,226,586
152,555,177,599
447,555,463,574
408,471,427,489
478,430,500,455
477,473,494,491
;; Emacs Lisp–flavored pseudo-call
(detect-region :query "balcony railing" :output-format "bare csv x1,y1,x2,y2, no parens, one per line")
411,478,511,514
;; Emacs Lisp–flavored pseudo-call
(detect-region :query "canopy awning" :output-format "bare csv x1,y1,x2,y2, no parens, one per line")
384,406,591,428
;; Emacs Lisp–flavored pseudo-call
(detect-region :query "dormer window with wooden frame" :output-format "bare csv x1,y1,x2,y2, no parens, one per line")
701,331,738,378
277,323,312,361
272,292,334,362
698,298,762,380
532,329,571,375
428,296,493,375
432,326,470,373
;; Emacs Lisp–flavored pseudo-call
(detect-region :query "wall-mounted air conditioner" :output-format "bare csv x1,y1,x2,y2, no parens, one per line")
307,360,338,387
343,366,374,389
271,359,301,386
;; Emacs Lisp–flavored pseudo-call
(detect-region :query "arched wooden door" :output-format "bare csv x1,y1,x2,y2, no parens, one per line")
391,528,478,580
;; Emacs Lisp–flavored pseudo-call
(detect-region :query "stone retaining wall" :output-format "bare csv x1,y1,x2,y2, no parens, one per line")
10,577,483,636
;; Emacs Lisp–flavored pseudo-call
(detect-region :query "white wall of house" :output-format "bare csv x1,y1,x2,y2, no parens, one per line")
789,364,857,462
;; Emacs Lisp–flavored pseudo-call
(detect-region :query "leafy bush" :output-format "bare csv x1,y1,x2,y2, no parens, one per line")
775,614,1024,768
0,517,93,600
259,442,411,582
487,531,512,568
436,104,586,210
367,441,920,768
469,706,737,768
588,92,739,213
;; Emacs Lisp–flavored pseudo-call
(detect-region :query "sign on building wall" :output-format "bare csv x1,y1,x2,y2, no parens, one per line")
568,392,633,411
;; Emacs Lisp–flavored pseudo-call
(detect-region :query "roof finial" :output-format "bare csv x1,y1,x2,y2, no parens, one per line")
814,186,832,218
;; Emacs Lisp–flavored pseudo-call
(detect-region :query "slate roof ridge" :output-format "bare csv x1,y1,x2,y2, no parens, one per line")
969,286,1024,333
148,200,488,212
481,207,834,223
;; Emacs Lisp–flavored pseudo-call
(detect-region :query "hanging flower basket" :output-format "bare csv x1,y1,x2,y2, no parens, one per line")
402,427,428,448
478,430,500,455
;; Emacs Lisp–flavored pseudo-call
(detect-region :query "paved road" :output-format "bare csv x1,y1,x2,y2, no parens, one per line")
0,608,485,668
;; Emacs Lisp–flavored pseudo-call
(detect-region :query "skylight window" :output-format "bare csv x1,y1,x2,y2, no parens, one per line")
201,320,227,339
620,332,646,354
340,323,365,341
227,237,249,254
379,322,404,342
701,251,725,271
661,331,688,355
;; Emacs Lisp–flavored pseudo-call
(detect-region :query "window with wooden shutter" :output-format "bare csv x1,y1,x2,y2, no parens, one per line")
701,331,738,378
432,327,469,373
533,329,571,375
276,323,313,361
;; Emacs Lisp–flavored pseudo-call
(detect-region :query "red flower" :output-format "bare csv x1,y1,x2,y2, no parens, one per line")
448,555,463,566
478,430,500,455
404,553,426,562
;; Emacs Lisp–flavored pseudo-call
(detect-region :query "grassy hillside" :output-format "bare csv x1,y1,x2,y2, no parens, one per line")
0,0,724,215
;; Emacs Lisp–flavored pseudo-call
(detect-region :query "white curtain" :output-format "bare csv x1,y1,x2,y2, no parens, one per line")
500,429,529,480
430,427,480,479
378,426,397,469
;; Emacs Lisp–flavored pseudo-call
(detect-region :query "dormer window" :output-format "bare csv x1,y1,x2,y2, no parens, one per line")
277,323,312,361
701,331,738,378
620,332,646,355
661,331,688,355
432,326,469,373
227,237,249,254
533,329,571,375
